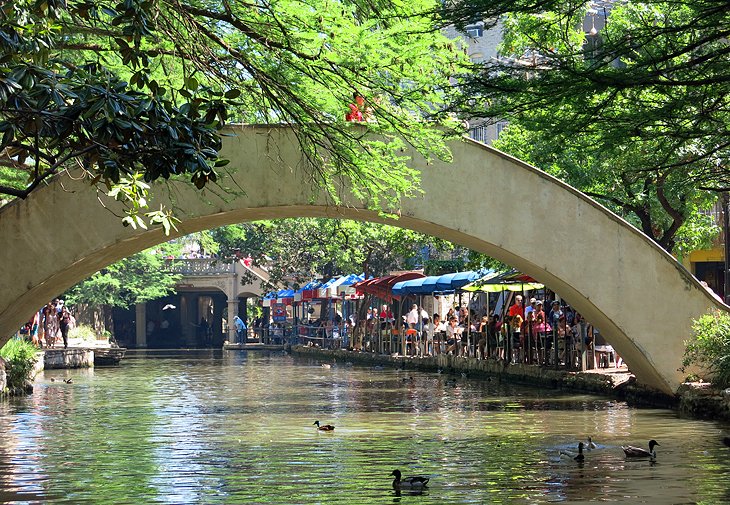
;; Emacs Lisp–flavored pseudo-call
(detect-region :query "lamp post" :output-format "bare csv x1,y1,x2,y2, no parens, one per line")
722,191,730,303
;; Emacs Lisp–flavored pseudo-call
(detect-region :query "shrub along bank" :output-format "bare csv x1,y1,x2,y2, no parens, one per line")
0,338,39,394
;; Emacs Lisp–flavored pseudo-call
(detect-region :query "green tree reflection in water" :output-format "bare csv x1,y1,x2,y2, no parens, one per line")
0,351,728,504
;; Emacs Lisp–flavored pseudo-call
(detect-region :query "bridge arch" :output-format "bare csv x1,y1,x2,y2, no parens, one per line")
0,125,722,394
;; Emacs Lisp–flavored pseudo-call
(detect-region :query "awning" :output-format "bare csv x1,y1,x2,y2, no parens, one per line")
276,289,295,305
421,276,441,294
336,273,366,299
434,270,485,292
353,277,379,297
392,277,427,297
392,275,445,296
364,275,397,300
263,291,277,307
299,280,323,301
294,280,319,301
462,270,544,293
317,277,340,299
355,272,424,301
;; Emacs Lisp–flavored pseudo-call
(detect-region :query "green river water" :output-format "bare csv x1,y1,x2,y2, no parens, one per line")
0,350,728,504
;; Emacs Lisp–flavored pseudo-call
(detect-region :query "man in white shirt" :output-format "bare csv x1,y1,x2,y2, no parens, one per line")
406,304,419,328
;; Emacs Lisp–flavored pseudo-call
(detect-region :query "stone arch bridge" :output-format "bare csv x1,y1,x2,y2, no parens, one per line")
0,126,722,394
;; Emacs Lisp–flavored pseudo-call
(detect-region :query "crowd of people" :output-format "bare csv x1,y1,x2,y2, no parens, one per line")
19,299,76,349
350,295,617,372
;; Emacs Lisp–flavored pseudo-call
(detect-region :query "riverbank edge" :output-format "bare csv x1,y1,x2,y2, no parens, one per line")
1,348,97,398
291,345,730,421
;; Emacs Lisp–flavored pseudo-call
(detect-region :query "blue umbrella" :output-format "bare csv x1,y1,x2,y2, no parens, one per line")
393,277,427,297
318,277,339,289
340,273,365,285
296,280,321,294
434,272,459,292
421,276,442,294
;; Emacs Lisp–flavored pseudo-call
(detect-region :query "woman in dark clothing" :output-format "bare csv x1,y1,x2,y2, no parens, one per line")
59,307,71,349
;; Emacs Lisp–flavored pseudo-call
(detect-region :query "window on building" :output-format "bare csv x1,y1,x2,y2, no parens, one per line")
496,121,508,138
465,24,483,38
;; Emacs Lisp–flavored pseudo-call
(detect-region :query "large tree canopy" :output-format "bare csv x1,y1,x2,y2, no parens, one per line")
64,243,182,308
446,0,730,180
209,219,461,286
441,0,729,252
0,0,464,227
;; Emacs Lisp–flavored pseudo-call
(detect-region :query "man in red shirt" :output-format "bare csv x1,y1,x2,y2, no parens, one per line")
507,295,524,363
508,295,524,319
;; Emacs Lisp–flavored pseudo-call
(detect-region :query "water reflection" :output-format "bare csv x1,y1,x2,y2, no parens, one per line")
0,350,727,504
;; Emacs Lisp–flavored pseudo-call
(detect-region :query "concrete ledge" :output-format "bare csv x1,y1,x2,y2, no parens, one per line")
291,345,677,406
677,383,730,421
43,348,94,369
223,343,288,351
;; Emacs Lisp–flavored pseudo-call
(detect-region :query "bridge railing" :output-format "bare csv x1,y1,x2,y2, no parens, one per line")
165,258,235,275
247,325,348,349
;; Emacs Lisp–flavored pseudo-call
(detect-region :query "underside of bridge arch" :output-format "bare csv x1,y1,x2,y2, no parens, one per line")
0,125,722,394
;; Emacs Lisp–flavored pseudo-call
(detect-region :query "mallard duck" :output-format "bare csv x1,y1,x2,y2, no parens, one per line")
586,437,597,450
390,469,429,490
622,439,659,458
313,420,335,431
560,442,585,462
63,378,73,384
321,363,332,369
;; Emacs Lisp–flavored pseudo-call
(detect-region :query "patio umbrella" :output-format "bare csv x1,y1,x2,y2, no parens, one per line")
462,270,544,293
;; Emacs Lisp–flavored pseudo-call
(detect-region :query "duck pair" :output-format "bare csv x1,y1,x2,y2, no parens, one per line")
560,438,659,461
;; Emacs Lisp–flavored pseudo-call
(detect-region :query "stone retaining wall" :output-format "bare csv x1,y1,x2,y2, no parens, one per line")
677,383,730,421
291,345,646,398
43,349,94,369
291,346,730,419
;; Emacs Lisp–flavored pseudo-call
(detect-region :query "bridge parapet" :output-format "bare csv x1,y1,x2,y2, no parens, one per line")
0,125,724,393
165,258,235,275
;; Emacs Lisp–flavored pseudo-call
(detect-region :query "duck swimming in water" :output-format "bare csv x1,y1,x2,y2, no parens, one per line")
313,420,335,431
560,442,585,462
390,469,429,490
586,437,597,450
622,439,659,458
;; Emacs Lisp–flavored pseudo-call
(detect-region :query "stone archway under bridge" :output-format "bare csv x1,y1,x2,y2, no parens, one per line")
0,125,724,394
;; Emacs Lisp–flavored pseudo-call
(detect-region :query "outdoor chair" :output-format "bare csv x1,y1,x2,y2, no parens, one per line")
405,328,418,356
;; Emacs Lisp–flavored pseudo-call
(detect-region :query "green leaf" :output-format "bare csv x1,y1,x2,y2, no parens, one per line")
224,88,241,99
